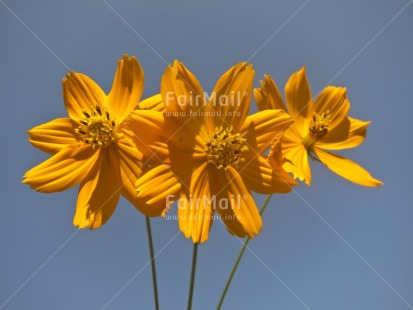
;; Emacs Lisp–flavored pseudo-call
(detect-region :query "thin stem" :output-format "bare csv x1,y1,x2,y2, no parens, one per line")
216,194,273,310
145,216,159,310
187,242,199,310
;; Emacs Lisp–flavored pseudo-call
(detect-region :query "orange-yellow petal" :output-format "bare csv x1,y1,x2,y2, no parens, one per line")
116,139,143,187
310,87,349,130
240,154,296,194
63,72,106,122
285,66,311,128
210,62,254,131
161,61,213,136
215,167,262,238
317,117,370,150
27,118,78,154
161,60,205,113
178,163,214,243
281,136,312,186
313,148,383,187
254,74,286,112
124,110,205,161
114,139,166,217
268,134,286,168
23,144,97,193
135,164,181,210
73,151,121,229
240,109,293,153
137,94,164,112
107,55,144,123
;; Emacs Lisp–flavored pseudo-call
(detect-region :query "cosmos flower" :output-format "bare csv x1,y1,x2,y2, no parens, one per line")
23,55,164,228
254,67,383,187
125,61,297,243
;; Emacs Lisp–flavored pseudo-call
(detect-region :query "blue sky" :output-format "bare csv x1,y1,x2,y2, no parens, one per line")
1,0,413,309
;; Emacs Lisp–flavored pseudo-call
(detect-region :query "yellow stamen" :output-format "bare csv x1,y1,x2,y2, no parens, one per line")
309,110,331,138
302,110,331,149
75,105,116,148
204,126,249,170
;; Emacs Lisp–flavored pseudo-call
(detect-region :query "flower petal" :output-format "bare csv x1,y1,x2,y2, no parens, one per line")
240,109,293,153
107,55,144,123
63,72,106,122
210,62,254,131
254,74,287,112
240,154,296,194
28,118,78,154
162,61,216,138
281,135,312,186
310,87,349,130
114,138,166,217
23,144,97,193
137,94,164,112
215,167,262,238
178,163,214,243
161,60,205,113
268,134,285,167
135,164,181,212
313,148,383,187
317,117,370,150
124,110,205,161
285,66,311,125
73,150,121,229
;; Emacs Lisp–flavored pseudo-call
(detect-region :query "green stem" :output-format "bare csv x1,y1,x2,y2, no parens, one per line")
187,242,199,310
216,194,273,310
145,216,159,310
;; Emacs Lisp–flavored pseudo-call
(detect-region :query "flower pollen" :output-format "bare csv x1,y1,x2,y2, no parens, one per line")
309,111,331,138
204,126,249,170
76,105,116,148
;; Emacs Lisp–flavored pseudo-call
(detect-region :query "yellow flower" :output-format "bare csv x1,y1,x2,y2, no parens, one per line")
254,67,383,187
23,55,165,228
125,61,297,243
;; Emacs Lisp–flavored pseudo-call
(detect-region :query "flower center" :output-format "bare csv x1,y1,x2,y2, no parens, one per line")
204,126,249,170
76,105,116,148
302,110,331,150
309,111,331,138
